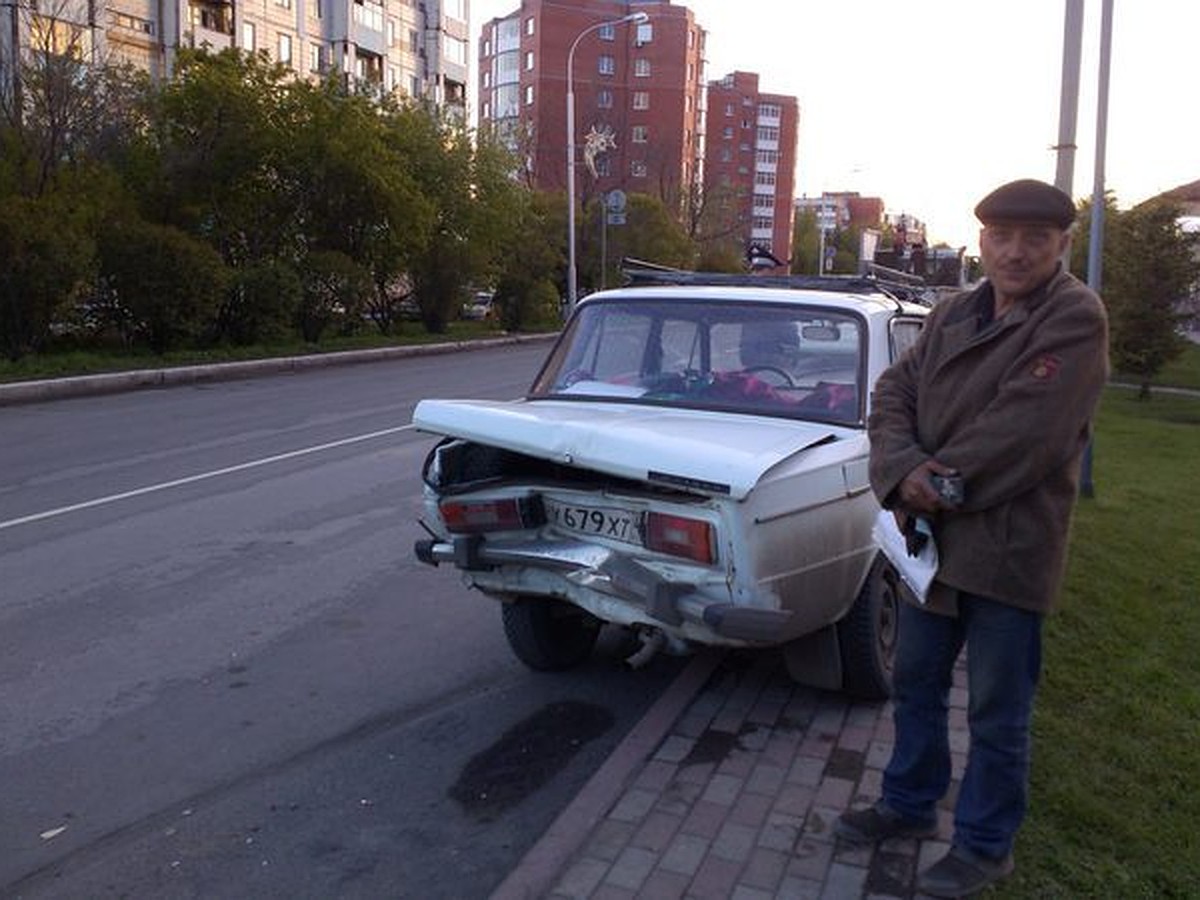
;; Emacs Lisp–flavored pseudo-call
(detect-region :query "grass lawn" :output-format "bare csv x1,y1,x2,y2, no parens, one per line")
993,388,1200,898
0,319,541,384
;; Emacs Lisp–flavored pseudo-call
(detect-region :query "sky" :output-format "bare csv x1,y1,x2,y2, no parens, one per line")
470,0,1200,253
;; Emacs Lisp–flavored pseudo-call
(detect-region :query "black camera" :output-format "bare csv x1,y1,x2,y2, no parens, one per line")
929,473,965,508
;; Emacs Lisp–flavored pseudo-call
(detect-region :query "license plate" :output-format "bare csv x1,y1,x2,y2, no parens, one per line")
544,499,643,545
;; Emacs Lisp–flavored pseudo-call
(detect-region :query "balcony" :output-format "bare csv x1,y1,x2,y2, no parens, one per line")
187,0,233,51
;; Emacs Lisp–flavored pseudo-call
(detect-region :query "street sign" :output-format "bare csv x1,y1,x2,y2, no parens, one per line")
606,190,627,213
607,212,626,226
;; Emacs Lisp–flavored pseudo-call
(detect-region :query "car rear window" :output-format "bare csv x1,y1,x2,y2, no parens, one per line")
530,299,865,425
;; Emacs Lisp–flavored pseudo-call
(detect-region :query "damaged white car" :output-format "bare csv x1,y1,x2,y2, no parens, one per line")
413,270,928,699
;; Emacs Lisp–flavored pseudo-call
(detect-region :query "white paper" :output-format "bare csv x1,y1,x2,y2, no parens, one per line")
872,510,939,604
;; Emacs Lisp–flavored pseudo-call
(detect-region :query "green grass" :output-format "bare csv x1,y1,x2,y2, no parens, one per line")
992,389,1200,898
0,319,551,384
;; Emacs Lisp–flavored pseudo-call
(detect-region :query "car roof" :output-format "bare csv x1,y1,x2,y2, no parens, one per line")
578,284,928,319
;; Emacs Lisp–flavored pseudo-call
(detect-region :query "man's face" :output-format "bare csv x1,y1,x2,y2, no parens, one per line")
979,223,1070,301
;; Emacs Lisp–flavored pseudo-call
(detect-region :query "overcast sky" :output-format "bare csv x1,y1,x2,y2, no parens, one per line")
470,0,1199,252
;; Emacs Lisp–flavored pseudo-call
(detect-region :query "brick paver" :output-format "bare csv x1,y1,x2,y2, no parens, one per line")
545,651,970,900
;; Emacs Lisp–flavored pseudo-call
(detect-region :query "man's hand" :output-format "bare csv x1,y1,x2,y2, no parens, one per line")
897,459,959,515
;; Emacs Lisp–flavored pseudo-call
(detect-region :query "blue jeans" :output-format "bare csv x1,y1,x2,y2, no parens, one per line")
881,593,1043,859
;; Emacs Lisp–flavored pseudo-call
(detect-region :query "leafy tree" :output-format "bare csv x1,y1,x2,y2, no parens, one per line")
99,217,228,352
297,250,372,343
791,209,821,275
0,192,94,359
580,193,693,290
493,192,565,330
1073,197,1199,397
388,105,523,333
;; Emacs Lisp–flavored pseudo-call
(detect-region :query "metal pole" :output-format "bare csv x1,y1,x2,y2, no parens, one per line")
566,11,647,319
600,194,608,290
1080,0,1114,499
1054,0,1085,194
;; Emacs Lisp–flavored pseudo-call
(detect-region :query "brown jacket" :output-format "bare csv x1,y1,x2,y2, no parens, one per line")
869,268,1109,615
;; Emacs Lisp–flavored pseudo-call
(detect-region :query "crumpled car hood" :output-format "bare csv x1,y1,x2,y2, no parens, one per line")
412,398,844,500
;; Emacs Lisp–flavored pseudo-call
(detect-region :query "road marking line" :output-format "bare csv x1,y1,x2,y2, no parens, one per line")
0,424,418,532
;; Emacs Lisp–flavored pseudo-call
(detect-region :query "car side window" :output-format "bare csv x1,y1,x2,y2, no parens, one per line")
890,317,924,362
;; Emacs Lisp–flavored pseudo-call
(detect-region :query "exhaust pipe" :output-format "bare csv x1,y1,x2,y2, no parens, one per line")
623,629,666,670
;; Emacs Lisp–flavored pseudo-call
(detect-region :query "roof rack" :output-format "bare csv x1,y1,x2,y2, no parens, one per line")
620,257,930,304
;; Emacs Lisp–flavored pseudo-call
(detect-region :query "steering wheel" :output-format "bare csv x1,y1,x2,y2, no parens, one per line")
742,365,796,388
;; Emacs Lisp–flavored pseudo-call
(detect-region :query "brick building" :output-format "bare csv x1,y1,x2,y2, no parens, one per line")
477,0,706,212
703,70,798,265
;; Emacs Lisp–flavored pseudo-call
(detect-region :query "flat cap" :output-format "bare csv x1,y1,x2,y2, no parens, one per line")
975,179,1075,229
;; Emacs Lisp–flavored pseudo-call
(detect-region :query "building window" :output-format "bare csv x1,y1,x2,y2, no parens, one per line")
387,18,396,46
595,156,611,177
634,58,650,77
757,126,780,142
443,0,465,21
524,50,533,70
387,65,398,90
719,147,732,162
636,22,652,44
410,75,420,96
277,32,292,64
632,161,648,178
524,84,534,105
483,38,490,56
723,125,734,139
525,16,534,36
597,89,613,109
309,0,321,18
756,149,779,165
725,103,734,116
599,23,615,41
242,21,255,50
758,102,782,119
632,91,649,110
482,101,490,119
632,125,648,143
352,0,383,33
409,29,419,52
755,171,777,186
309,42,322,72
276,0,291,9
445,36,467,65
598,55,615,76
754,216,774,230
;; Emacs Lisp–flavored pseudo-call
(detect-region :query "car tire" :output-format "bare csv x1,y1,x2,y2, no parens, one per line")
501,597,602,671
837,555,900,701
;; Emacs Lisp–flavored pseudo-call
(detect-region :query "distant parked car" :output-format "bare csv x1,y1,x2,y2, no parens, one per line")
413,268,928,699
461,291,495,321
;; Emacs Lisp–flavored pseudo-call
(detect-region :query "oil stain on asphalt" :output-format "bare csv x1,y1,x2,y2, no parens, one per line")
448,701,614,821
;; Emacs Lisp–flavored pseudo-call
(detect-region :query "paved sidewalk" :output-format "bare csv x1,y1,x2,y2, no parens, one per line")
499,649,969,900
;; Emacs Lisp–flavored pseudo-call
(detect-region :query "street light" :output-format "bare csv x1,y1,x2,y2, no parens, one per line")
566,10,648,318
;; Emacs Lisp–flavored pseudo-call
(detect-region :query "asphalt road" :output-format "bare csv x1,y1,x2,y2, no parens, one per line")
0,344,683,898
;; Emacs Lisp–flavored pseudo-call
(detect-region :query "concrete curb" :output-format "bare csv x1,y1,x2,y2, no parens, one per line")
490,649,725,900
0,333,560,407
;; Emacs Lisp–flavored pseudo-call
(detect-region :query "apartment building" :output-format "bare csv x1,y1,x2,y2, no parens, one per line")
477,0,706,211
702,70,797,264
2,0,467,109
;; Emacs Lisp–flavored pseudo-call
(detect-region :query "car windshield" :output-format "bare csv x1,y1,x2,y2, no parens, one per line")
530,298,865,425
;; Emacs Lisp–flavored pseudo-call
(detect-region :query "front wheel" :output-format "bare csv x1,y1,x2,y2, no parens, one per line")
837,556,901,700
501,597,602,671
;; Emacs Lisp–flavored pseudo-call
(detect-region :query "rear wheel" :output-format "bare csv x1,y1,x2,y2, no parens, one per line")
837,556,900,700
501,597,602,671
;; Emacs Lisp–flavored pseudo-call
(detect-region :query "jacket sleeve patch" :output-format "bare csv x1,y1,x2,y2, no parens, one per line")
1030,354,1062,380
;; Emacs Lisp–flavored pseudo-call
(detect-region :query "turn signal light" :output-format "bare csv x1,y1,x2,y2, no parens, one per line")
646,512,715,564
440,497,543,534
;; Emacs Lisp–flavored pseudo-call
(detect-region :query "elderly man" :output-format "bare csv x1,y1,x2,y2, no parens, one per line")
835,179,1109,897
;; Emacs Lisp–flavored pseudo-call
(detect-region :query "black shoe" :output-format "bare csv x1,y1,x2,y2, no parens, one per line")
917,845,1015,897
834,802,939,844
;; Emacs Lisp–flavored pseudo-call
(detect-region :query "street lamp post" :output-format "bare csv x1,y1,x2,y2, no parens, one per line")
566,10,648,318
